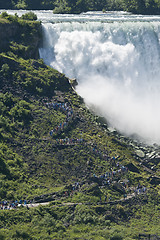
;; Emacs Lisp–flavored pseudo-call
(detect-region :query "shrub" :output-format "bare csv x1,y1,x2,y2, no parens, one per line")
1,63,10,77
9,100,32,123
0,92,15,108
12,229,32,240
0,12,9,18
0,231,5,240
110,234,123,240
21,12,37,21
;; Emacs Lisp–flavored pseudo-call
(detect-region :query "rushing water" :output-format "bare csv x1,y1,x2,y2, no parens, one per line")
4,10,160,144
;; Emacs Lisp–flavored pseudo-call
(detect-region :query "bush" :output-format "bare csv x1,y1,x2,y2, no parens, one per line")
0,231,5,240
0,12,9,18
12,229,32,240
1,63,10,77
9,100,32,123
0,12,19,22
21,12,37,21
0,92,15,108
110,234,123,240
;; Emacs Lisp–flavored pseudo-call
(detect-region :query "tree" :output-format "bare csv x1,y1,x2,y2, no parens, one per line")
21,12,37,20
137,0,146,13
1,64,10,77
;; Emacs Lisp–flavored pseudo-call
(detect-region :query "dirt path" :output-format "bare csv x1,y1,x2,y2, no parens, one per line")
18,191,144,209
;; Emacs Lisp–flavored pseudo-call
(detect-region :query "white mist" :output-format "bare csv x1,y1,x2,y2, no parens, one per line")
39,20,160,144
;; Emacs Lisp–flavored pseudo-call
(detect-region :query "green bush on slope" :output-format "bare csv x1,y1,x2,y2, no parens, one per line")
0,13,159,240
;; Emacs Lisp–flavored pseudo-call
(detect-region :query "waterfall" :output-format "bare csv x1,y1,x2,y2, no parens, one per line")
39,18,160,144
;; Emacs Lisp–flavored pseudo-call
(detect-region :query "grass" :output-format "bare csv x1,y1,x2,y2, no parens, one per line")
0,13,159,240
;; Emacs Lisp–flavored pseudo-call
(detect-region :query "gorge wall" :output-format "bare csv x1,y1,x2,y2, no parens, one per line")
0,16,41,59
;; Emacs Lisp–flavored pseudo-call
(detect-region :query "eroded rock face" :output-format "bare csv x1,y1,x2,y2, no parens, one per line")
0,23,18,50
0,20,41,59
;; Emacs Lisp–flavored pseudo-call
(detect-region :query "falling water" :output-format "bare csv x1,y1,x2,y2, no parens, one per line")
39,14,160,144
5,10,160,144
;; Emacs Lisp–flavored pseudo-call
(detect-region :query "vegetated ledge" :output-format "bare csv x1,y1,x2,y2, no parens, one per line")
0,13,41,59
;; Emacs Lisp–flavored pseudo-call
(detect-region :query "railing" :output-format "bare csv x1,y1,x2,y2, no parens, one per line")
139,234,160,240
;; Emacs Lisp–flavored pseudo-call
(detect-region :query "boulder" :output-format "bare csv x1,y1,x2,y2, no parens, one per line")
112,182,126,194
135,149,145,158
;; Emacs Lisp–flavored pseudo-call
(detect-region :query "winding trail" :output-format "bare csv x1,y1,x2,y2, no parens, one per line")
13,191,146,210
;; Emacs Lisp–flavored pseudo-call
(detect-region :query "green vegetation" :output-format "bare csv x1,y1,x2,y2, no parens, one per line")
0,192,160,239
0,12,41,59
53,0,160,14
0,0,160,14
0,13,159,240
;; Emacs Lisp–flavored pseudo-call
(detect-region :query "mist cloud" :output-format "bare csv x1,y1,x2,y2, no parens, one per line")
40,21,160,144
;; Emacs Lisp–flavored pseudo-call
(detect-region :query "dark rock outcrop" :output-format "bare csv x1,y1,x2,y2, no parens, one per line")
148,176,160,185
126,162,140,173
0,20,41,59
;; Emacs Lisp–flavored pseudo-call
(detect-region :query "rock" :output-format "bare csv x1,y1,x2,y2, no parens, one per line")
108,127,116,133
112,182,126,194
135,149,145,158
69,78,78,88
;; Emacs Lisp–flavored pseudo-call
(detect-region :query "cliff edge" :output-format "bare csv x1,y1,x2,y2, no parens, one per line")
0,12,41,59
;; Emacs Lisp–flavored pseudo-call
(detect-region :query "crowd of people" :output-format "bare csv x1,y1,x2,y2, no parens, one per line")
44,100,74,136
43,100,119,169
0,200,29,210
93,163,129,185
89,144,120,165
93,163,128,180
55,138,84,145
45,101,73,115
41,97,147,202
0,98,149,211
134,184,147,195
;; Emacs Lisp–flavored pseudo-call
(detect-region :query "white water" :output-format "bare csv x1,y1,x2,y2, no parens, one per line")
4,10,160,144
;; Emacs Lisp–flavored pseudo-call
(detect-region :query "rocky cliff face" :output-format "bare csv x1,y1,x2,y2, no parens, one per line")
0,19,41,59
0,23,18,50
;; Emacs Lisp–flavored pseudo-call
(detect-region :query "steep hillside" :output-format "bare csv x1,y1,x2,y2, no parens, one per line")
0,13,159,240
